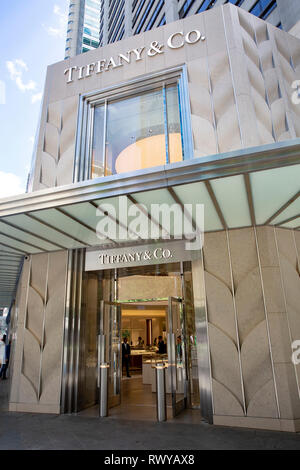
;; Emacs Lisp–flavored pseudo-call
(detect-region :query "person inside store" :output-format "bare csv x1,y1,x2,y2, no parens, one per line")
122,336,131,378
0,335,5,377
157,335,166,354
0,336,11,380
136,336,144,347
176,335,182,361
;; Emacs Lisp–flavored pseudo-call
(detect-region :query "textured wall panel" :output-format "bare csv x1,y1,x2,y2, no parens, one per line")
203,228,282,420
203,232,244,417
238,10,276,145
228,228,278,418
9,251,68,412
209,51,242,154
188,59,217,157
9,259,30,404
276,229,300,343
274,228,300,419
38,96,78,189
255,227,300,421
223,6,300,153
40,252,69,404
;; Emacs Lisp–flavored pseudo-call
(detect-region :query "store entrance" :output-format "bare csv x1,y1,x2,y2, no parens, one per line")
78,261,200,420
100,296,185,420
121,299,170,419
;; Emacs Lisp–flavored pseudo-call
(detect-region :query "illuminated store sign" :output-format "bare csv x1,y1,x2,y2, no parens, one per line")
64,30,206,83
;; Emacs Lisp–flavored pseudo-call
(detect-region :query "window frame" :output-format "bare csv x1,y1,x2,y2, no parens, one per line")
74,66,194,183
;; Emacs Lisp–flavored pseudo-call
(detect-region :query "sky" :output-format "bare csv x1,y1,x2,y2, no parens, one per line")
0,0,69,198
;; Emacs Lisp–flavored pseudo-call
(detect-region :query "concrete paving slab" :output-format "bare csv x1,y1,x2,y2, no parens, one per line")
0,410,300,450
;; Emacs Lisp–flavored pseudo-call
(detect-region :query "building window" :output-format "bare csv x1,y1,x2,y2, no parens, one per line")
249,0,277,20
109,12,125,42
224,0,245,6
83,37,99,47
134,0,156,34
78,68,193,180
145,0,164,31
195,0,215,16
85,0,100,8
117,25,125,41
158,14,166,26
132,0,139,12
133,0,146,27
194,0,245,16
109,0,124,29
180,0,196,19
91,86,181,177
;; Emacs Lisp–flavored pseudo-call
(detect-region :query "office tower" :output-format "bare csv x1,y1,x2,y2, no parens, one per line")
65,0,101,59
65,0,300,58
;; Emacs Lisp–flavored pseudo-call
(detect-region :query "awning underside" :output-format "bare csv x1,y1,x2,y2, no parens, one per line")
0,142,300,308
0,164,299,257
0,251,23,308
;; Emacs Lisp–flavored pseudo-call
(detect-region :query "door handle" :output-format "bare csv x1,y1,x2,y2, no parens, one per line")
97,334,101,387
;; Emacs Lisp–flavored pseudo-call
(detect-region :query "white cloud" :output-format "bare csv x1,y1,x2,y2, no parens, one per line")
6,60,37,92
31,92,42,104
44,4,68,38
15,59,28,71
29,136,35,144
15,77,36,92
0,172,25,198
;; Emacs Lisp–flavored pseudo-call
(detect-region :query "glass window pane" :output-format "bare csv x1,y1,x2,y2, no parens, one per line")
91,105,105,178
91,84,185,179
166,84,183,164
106,88,165,175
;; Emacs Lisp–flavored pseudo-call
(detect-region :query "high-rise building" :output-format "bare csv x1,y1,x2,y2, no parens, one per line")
65,0,300,58
65,0,101,59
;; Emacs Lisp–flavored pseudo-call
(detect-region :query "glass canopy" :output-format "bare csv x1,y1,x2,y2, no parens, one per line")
0,141,299,308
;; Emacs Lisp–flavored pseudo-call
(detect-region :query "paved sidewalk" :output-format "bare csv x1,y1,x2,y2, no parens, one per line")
0,378,9,412
1,380,300,450
0,410,300,450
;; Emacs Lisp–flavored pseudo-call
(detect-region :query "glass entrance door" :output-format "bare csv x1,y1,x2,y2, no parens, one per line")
98,300,121,409
167,296,187,417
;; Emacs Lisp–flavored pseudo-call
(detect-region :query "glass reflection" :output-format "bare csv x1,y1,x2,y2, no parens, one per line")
91,84,183,179
107,87,164,175
166,85,183,163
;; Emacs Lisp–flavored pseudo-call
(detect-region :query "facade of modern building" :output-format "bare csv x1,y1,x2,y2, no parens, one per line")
1,4,300,433
65,0,300,59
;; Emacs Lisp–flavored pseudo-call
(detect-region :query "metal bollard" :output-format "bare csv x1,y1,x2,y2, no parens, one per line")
99,363,109,417
156,362,167,422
